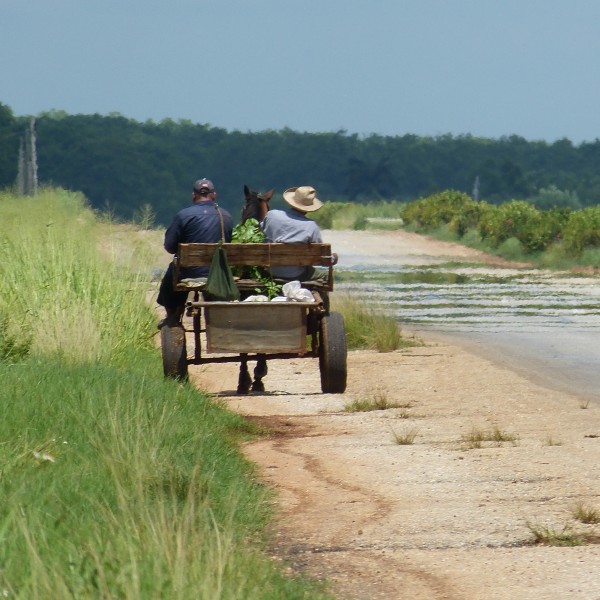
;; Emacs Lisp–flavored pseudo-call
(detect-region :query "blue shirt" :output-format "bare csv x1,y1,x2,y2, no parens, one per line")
261,209,322,278
164,200,233,277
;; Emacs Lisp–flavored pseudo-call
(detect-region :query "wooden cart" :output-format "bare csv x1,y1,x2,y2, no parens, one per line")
159,242,347,393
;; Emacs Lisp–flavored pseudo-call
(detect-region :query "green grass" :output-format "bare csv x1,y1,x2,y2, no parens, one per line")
526,522,586,547
334,269,474,285
0,356,331,598
0,189,333,599
460,426,519,449
0,188,156,364
572,502,600,524
391,428,419,445
406,222,600,271
314,200,406,230
332,293,419,352
344,388,411,412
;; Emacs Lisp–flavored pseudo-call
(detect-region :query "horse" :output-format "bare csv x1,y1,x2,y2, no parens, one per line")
237,185,274,395
241,184,273,223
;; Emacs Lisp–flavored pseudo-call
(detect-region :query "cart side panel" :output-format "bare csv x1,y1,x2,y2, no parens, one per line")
204,303,309,354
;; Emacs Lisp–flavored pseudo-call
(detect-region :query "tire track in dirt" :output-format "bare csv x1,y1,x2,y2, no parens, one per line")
243,416,462,600
247,415,393,527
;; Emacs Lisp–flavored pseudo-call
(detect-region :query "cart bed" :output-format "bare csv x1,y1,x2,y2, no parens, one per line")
198,300,315,354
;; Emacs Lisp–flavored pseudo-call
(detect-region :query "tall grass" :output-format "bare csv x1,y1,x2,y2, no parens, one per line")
0,188,156,363
332,293,417,351
0,189,331,599
314,200,405,230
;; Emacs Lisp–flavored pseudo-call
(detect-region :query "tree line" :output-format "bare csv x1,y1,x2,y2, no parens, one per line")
1,101,599,225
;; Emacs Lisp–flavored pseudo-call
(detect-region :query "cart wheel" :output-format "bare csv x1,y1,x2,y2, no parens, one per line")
319,311,347,393
160,324,188,380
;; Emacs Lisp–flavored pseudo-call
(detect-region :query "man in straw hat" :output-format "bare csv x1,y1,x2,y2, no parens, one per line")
261,185,338,282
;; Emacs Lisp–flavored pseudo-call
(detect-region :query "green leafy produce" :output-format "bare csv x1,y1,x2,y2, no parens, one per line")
232,218,265,243
231,219,281,298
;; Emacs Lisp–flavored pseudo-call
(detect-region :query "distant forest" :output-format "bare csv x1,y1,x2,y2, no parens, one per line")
1,101,599,225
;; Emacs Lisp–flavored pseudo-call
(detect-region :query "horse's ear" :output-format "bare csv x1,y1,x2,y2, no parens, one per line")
244,184,250,196
262,189,275,201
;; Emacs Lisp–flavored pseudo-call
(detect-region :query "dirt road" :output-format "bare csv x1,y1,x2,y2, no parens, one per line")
188,230,600,599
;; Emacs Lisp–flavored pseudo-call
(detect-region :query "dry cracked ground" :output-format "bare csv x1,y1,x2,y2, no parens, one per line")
180,230,600,600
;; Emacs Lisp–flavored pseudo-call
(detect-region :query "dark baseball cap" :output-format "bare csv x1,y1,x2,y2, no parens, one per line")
193,178,215,193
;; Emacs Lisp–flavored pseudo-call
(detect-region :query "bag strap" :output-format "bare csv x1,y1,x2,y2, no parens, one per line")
214,203,225,243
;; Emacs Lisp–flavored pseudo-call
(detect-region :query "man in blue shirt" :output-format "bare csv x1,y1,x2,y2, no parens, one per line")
157,178,233,326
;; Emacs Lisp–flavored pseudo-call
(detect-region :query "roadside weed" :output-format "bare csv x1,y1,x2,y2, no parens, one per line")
526,522,586,547
489,426,519,444
544,436,563,447
572,502,600,524
344,388,408,412
461,428,486,449
392,428,419,445
461,426,519,449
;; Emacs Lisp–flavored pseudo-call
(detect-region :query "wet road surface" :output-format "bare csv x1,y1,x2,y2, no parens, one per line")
334,259,600,404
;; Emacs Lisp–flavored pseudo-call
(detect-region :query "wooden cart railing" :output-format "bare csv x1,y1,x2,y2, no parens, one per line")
173,242,336,293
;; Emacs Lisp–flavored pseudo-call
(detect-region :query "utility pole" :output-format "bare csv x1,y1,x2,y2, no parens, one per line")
17,117,38,196
17,137,26,195
472,175,480,202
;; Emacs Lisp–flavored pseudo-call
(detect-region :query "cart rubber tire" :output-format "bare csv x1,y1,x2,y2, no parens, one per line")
160,324,188,380
319,311,347,393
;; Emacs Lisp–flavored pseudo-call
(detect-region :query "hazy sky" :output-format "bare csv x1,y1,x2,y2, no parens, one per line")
2,0,599,143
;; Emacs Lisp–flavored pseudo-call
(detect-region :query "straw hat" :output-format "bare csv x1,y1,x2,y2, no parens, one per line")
282,186,323,212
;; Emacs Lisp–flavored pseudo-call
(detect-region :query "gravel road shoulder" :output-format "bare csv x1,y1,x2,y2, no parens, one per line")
183,230,600,599
191,336,600,599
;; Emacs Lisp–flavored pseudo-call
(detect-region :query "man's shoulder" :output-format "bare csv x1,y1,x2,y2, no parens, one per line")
266,209,287,217
176,202,226,217
262,209,286,223
174,204,196,217
217,205,233,218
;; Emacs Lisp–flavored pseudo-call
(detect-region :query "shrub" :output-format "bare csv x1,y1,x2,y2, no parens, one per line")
496,237,527,262
523,208,570,253
401,190,478,233
449,200,489,237
477,200,567,253
561,205,600,256
312,202,353,229
579,247,600,267
390,187,600,262
478,201,533,247
353,214,368,230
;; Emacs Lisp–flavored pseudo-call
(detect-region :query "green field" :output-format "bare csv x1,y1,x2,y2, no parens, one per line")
0,189,332,599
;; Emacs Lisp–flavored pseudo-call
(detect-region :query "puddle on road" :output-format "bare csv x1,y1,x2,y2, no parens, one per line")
336,266,600,333
337,263,600,401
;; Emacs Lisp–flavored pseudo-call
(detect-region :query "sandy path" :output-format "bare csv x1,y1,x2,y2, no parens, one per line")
185,230,600,599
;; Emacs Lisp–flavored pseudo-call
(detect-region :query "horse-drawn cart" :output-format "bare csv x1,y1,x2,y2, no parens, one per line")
159,242,347,393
